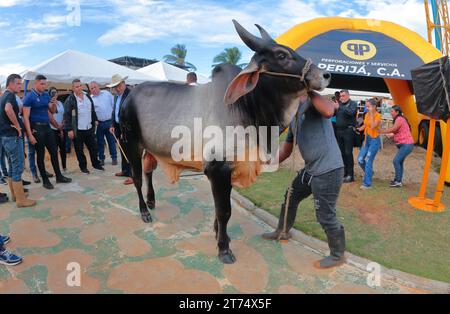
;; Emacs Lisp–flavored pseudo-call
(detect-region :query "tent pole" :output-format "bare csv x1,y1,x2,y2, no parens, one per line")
433,118,450,207
408,118,445,212
418,119,436,198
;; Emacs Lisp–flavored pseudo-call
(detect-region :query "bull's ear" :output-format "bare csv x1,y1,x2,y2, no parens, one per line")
224,60,260,105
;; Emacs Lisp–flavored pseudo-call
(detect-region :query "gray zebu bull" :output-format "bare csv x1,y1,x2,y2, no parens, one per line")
119,20,331,264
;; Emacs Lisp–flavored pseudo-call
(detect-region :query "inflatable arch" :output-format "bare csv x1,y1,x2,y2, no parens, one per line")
277,17,449,183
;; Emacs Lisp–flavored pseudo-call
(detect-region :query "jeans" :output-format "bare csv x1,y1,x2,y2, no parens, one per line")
1,136,24,182
336,128,355,178
277,167,344,234
0,142,8,177
28,139,37,177
73,128,101,170
394,144,414,182
96,120,117,161
32,123,63,182
357,135,381,187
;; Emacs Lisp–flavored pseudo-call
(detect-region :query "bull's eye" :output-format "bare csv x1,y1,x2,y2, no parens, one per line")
277,52,287,60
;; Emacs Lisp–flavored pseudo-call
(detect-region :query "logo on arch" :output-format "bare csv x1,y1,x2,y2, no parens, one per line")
340,40,377,60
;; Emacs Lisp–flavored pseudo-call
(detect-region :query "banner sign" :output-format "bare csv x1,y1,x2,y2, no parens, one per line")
296,29,424,80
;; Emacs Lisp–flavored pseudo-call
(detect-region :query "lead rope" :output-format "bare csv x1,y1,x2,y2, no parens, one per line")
278,111,299,241
260,58,313,86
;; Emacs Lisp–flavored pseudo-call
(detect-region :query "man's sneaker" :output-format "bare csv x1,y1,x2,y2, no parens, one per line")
0,193,8,203
0,177,7,185
99,160,105,166
360,185,371,190
81,168,90,174
46,171,54,178
43,181,54,190
0,249,23,266
56,176,72,183
33,175,41,184
0,235,11,244
390,181,403,187
22,179,31,186
93,165,105,171
112,159,118,166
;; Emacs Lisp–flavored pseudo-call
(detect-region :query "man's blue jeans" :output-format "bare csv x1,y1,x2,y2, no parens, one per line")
0,142,8,177
1,136,24,182
357,135,381,187
28,139,37,177
96,120,117,161
394,144,414,182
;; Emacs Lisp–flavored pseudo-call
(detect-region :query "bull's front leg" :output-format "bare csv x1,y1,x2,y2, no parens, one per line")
204,160,236,264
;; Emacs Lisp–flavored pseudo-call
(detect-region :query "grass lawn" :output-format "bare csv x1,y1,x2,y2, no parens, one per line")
237,169,450,284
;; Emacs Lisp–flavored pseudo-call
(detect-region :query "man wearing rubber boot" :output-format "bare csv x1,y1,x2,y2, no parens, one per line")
0,74,36,208
262,91,346,269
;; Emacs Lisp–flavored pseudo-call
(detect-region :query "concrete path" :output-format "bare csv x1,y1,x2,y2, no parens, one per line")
0,161,430,293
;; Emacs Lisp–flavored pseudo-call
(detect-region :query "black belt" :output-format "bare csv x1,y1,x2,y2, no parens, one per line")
336,126,353,130
32,122,49,126
99,119,112,123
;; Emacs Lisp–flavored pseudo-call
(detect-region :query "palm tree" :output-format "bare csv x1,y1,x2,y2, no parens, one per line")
163,44,197,71
212,47,247,68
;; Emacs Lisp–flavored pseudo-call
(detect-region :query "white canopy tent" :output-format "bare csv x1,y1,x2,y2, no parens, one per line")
137,61,210,84
21,50,159,88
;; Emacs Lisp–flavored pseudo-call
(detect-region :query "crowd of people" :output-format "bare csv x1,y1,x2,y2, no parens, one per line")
331,89,414,190
0,72,412,268
0,72,204,265
262,90,415,269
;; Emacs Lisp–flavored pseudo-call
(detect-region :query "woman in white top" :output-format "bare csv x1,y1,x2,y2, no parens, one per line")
49,88,67,172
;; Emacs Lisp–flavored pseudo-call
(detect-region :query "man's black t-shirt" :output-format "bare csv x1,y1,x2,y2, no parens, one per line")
335,99,357,129
0,91,21,137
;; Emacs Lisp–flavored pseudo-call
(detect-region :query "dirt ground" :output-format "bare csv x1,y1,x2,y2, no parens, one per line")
280,137,441,185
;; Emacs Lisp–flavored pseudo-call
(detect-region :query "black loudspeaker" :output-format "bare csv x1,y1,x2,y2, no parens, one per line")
411,56,450,120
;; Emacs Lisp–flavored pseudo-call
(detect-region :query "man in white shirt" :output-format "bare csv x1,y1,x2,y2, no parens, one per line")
89,81,117,166
63,79,104,174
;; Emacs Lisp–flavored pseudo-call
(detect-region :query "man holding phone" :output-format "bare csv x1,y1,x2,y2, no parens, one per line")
23,75,72,189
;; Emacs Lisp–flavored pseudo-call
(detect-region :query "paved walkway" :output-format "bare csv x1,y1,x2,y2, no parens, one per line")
0,160,429,293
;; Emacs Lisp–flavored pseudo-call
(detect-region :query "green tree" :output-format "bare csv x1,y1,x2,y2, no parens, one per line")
212,47,247,68
163,44,197,71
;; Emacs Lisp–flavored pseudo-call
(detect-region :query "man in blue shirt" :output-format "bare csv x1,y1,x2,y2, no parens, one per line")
23,75,72,189
0,74,33,266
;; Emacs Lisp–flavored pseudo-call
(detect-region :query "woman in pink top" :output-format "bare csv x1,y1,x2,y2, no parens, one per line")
379,106,414,187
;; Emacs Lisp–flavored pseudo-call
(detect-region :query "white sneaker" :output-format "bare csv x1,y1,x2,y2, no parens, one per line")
360,185,371,190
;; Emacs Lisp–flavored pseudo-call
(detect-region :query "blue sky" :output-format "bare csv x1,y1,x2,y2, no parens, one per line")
0,0,427,82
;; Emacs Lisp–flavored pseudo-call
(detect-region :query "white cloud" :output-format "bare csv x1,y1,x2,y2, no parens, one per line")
0,63,28,87
24,32,64,44
360,0,427,38
97,0,323,46
0,0,29,7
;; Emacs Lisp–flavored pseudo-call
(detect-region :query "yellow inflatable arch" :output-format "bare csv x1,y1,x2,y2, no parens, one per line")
276,17,449,183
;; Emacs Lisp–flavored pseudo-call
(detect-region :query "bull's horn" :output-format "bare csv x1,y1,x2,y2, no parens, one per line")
255,24,276,44
232,19,265,52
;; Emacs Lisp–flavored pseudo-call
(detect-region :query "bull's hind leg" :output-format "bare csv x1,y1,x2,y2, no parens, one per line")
143,152,158,210
204,160,236,264
123,139,153,223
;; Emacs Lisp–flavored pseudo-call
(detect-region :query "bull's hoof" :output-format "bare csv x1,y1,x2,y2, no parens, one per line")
147,200,155,210
218,249,236,264
141,212,153,223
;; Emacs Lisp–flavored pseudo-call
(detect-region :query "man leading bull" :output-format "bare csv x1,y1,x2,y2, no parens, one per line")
262,91,346,270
